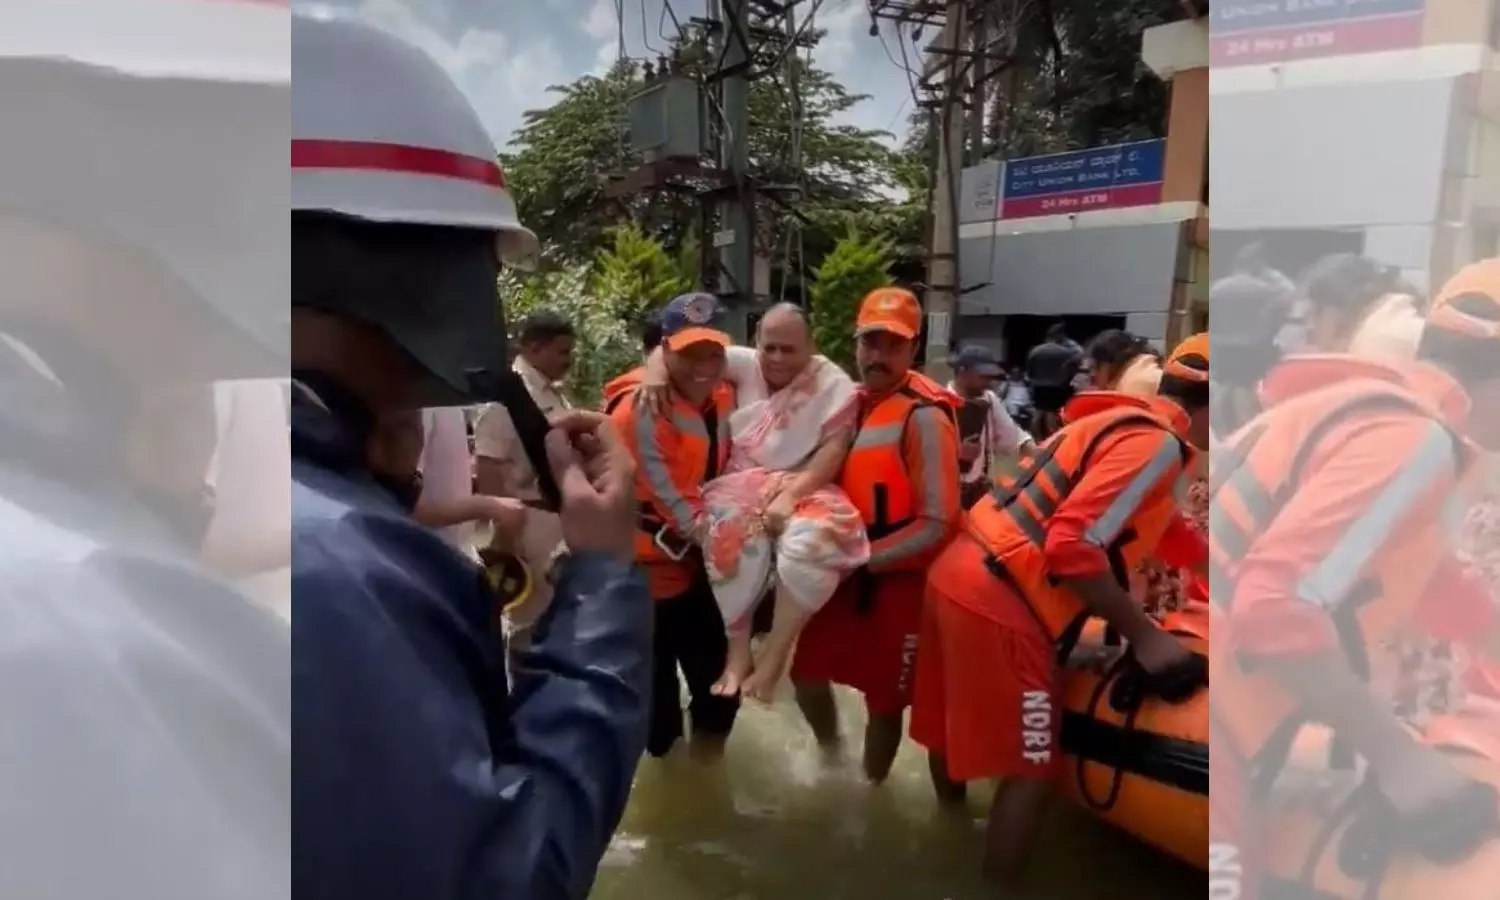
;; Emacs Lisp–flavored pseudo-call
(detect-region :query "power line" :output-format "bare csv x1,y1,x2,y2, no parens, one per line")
759,0,828,75
660,0,684,43
778,0,809,305
869,10,923,116
883,93,911,133
638,0,662,55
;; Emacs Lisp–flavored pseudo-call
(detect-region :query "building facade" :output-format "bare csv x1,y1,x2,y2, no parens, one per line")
1211,0,1500,291
954,16,1209,360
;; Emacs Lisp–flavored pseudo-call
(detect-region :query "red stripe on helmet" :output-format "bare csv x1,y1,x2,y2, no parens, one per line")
291,139,508,189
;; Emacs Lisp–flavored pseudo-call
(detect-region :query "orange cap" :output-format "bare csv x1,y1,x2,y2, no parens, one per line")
1428,258,1500,341
855,287,922,340
1165,332,1209,382
659,291,733,352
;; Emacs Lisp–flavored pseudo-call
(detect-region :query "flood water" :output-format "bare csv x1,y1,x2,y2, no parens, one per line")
593,686,1201,900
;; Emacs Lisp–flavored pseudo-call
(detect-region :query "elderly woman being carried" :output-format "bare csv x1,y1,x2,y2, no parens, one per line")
642,303,868,702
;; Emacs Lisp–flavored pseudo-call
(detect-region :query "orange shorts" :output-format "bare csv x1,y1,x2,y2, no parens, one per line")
790,570,924,717
908,538,1062,783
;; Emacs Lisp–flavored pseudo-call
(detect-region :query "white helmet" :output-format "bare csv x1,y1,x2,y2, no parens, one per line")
291,9,539,267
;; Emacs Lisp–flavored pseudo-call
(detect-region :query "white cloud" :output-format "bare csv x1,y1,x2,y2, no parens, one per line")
812,0,870,71
349,0,569,143
316,0,912,150
583,0,618,41
356,0,506,78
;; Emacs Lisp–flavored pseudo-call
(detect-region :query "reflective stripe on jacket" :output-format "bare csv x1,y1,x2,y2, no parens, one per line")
1208,375,1473,798
609,383,733,597
840,371,961,573
967,392,1193,655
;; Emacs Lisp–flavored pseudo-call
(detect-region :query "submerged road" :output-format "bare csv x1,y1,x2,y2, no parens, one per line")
592,685,1200,900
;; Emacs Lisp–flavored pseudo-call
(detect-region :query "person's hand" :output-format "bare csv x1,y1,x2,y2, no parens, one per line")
762,490,796,536
469,495,527,541
413,494,527,537
642,347,671,416
959,435,981,464
546,410,636,559
1131,628,1192,676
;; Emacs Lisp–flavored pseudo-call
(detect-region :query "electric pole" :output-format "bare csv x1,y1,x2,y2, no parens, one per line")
711,0,756,341
966,5,987,163
921,2,967,383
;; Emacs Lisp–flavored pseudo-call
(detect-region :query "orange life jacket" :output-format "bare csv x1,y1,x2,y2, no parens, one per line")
1207,376,1473,798
608,383,733,587
839,372,960,571
602,366,645,413
967,392,1194,659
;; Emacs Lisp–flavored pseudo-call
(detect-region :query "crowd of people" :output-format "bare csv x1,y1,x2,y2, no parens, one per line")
275,9,1500,900
310,233,1500,898
372,243,1500,896
17,7,1500,900
354,274,1218,884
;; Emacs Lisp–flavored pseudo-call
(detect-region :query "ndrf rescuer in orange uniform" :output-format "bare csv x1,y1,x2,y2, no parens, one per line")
789,287,963,783
911,335,1213,883
1209,260,1500,898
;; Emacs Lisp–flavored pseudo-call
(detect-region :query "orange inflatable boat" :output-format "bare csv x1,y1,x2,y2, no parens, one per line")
1257,706,1500,899
1058,608,1209,869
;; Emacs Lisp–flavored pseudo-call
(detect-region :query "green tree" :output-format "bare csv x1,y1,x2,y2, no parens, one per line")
979,0,1185,156
499,227,689,407
501,264,636,408
500,59,655,269
589,223,691,323
501,35,902,275
808,233,894,374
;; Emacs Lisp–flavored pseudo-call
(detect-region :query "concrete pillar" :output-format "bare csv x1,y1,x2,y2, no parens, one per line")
1143,15,1209,343
1161,67,1208,205
1421,0,1496,46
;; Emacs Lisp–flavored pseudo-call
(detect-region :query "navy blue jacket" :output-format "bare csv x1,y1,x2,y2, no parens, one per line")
290,383,651,900
0,465,290,900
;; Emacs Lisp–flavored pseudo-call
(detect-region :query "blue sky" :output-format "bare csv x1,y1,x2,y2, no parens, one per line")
308,0,922,151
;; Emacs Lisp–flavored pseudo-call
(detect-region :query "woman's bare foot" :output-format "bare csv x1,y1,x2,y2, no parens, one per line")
740,638,793,703
742,581,815,703
711,626,754,696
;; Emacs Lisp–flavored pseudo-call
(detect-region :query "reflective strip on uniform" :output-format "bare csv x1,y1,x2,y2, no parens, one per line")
633,401,699,536
1208,556,1236,608
1441,488,1467,539
998,456,1070,547
868,407,951,568
1083,434,1182,548
670,411,709,441
1295,421,1455,610
1210,502,1250,563
1005,505,1049,546
853,422,904,450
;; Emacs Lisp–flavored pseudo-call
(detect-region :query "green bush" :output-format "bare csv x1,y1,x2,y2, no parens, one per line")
808,233,894,374
589,223,691,323
500,264,635,408
499,225,690,407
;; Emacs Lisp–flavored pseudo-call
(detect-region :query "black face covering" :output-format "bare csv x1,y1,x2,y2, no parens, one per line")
292,214,561,511
292,214,506,408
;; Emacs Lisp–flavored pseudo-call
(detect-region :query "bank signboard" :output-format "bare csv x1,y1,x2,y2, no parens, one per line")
998,139,1165,221
1211,0,1427,66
